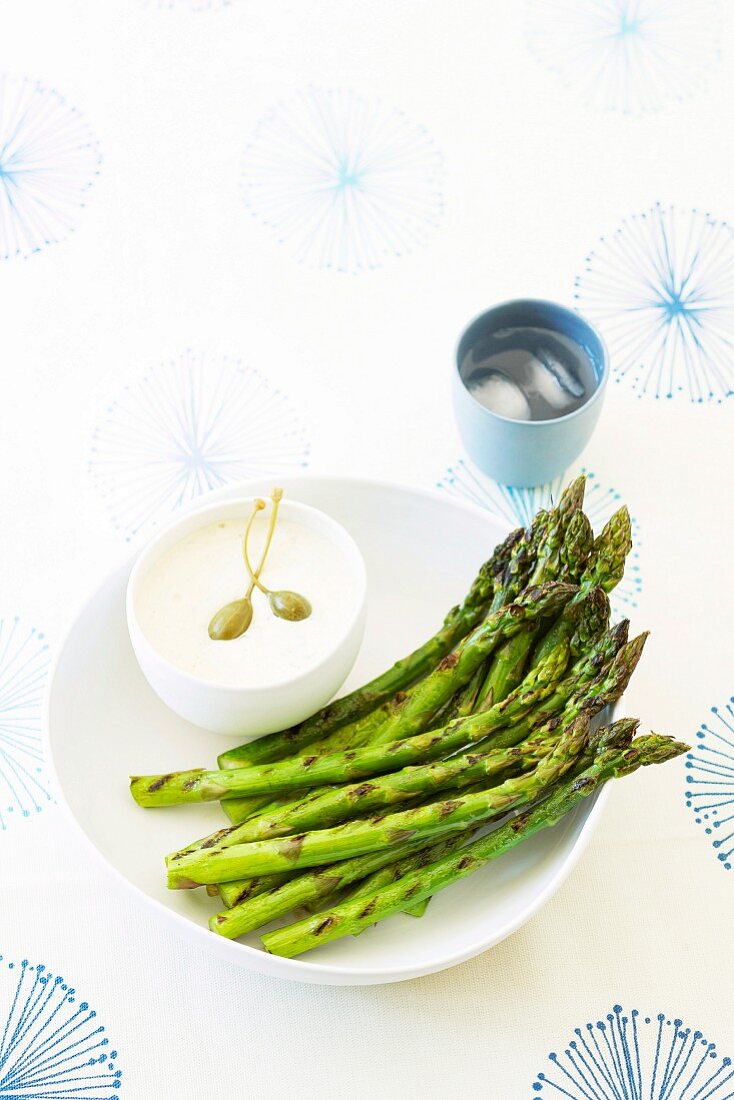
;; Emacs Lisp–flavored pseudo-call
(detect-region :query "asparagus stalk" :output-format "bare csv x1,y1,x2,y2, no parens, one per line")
315,507,554,764
344,581,576,750
479,631,639,773
475,502,628,714
131,582,575,809
346,828,476,927
403,897,430,919
308,515,558,755
215,787,486,910
388,710,629,929
510,506,632,726
214,615,632,909
218,503,565,824
168,618,637,904
143,613,641,822
476,567,604,716
164,736,552,887
220,632,495,826
135,622,573,812
317,509,551,753
223,795,476,915
582,506,633,594
527,479,587,586
214,870,297,908
167,716,589,886
214,719,637,919
209,840,426,939
411,498,573,728
329,718,639,926
261,732,690,957
488,508,551,610
217,527,524,771
220,592,604,830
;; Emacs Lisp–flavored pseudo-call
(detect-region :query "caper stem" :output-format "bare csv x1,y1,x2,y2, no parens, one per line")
244,489,283,596
208,494,287,641
242,490,311,621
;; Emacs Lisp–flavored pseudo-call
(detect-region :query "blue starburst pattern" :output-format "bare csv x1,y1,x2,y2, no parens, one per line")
532,1004,732,1097
574,204,734,403
437,460,642,612
89,351,310,541
0,618,52,831
241,88,444,273
526,0,722,114
685,697,734,872
0,954,122,1096
0,75,101,260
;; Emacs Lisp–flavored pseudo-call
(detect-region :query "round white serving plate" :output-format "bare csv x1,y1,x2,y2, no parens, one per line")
45,475,608,986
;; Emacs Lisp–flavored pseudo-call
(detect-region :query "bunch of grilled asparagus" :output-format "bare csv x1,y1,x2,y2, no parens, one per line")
130,477,688,958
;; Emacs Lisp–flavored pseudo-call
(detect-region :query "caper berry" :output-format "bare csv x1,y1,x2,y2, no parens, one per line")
269,590,313,622
208,597,254,641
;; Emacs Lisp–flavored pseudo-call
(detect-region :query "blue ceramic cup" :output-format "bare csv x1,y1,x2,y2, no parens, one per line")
453,299,608,488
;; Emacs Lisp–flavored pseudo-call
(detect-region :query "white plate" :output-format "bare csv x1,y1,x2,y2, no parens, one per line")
45,475,607,986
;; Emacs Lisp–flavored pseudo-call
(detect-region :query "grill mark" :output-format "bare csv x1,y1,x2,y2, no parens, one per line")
388,829,417,844
349,783,376,799
201,835,224,849
316,875,342,893
438,800,462,818
234,884,257,904
281,835,306,861
314,916,336,936
148,774,173,793
438,653,459,671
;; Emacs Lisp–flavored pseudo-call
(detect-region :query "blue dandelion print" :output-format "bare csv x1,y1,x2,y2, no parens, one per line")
0,618,52,831
574,204,734,403
89,351,310,541
532,1004,732,1098
241,88,444,273
526,0,722,114
0,954,122,1096
685,697,734,872
0,75,101,260
437,460,642,613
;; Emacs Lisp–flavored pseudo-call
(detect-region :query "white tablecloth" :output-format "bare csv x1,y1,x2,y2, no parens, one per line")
1,1,733,1095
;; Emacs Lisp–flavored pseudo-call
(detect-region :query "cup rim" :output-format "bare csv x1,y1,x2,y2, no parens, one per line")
125,495,368,695
454,297,609,428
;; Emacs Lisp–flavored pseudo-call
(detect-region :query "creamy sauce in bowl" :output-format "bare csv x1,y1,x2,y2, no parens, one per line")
135,514,360,687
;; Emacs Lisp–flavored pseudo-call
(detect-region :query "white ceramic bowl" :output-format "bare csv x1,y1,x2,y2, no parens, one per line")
47,476,610,985
126,497,367,738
